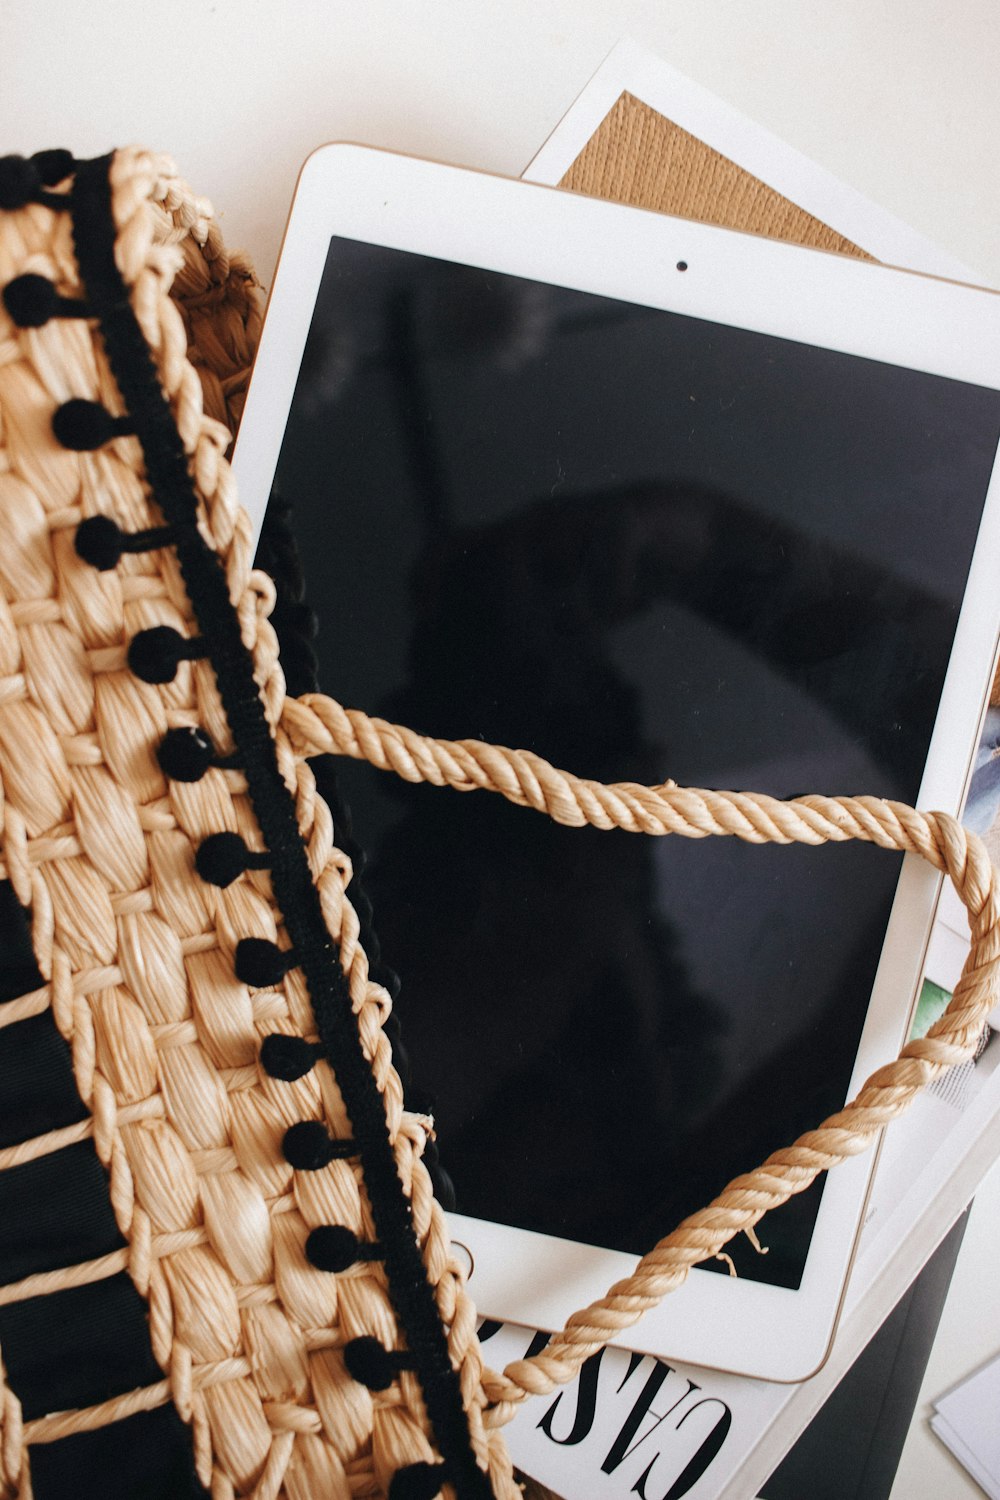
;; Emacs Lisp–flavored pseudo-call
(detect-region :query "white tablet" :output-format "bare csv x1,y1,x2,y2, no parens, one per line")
234,144,1000,1381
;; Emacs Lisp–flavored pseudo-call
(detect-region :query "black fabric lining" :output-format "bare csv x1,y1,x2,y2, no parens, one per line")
0,1011,88,1150
29,1406,204,1500
0,1143,123,1285
0,884,204,1498
0,1273,164,1421
0,880,42,1004
0,1141,208,1495
70,155,493,1499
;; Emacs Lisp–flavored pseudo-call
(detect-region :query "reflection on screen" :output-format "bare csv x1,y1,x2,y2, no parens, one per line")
269,239,1000,1287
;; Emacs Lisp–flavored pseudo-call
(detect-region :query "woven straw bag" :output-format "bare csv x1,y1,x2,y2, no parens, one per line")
0,147,997,1500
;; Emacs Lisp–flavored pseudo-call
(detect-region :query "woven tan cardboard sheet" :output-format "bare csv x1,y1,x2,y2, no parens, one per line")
560,90,872,261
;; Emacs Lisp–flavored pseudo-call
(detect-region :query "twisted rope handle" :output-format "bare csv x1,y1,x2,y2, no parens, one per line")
281,693,1000,1424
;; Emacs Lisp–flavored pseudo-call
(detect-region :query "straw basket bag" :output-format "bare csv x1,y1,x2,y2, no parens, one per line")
0,147,997,1500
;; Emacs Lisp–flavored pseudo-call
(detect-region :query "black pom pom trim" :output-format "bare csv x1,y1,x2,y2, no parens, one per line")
3,273,59,328
74,514,123,570
77,516,174,572
194,832,255,889
128,624,186,684
388,1462,448,1500
0,155,39,212
344,1336,414,1392
157,726,217,783
405,1086,438,1118
283,1120,333,1171
31,148,75,186
127,625,206,685
3,272,88,329
283,1120,355,1171
259,1033,321,1082
51,397,130,451
0,152,75,212
234,936,294,988
423,1141,456,1214
304,1224,376,1273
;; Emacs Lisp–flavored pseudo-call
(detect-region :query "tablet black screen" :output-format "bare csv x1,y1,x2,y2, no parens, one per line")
268,237,1000,1288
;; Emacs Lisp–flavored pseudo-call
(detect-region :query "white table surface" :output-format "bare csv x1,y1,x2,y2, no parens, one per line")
5,5,1000,1496
889,1156,1000,1500
5,0,998,293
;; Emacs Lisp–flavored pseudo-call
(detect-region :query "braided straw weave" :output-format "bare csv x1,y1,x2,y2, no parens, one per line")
0,149,517,1500
0,144,997,1498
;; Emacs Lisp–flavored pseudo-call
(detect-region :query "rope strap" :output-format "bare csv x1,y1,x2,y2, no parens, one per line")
282,691,1000,1425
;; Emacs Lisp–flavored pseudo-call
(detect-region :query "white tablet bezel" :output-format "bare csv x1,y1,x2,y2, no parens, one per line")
233,143,1000,1382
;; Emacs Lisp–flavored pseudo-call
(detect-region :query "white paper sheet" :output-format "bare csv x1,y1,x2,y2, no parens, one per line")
522,37,980,285
931,1354,1000,1498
